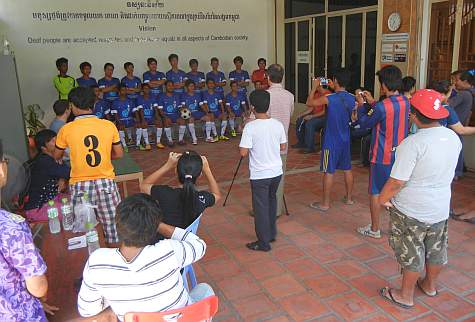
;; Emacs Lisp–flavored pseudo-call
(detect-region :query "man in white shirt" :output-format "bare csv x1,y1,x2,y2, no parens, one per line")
77,193,213,321
239,90,287,251
379,89,462,309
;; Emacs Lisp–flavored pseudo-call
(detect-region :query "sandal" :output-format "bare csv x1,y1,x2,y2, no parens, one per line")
309,202,329,212
246,241,270,252
416,280,437,297
342,196,355,205
379,287,413,309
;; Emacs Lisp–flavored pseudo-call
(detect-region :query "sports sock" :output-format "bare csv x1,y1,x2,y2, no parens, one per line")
211,122,218,136
205,122,212,139
165,127,173,142
220,120,228,136
126,128,133,141
188,123,197,142
156,128,163,143
229,118,235,130
142,128,150,145
178,125,186,141
135,128,143,146
119,130,127,148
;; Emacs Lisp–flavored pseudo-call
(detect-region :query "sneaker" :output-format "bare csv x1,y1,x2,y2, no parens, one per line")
219,135,230,141
123,146,129,153
137,144,146,151
156,143,165,149
192,140,198,145
231,129,237,137
357,224,381,239
178,140,186,146
212,136,219,143
145,144,152,151
205,138,215,143
167,141,175,148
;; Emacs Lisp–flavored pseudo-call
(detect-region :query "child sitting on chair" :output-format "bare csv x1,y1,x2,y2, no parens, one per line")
140,151,221,228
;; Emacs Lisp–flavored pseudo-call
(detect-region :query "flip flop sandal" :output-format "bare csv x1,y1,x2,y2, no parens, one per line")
379,287,413,309
416,280,437,297
309,202,329,212
342,196,355,205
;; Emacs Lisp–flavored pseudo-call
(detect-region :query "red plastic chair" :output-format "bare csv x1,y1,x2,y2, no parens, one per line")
124,295,219,322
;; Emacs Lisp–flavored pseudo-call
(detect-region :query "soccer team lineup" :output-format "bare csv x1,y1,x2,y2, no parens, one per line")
55,54,271,152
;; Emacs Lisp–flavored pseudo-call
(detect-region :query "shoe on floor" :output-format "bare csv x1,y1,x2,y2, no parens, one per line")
123,146,129,153
156,143,165,149
246,241,271,252
205,138,215,143
357,224,381,239
144,144,152,151
178,140,186,146
212,136,219,143
137,144,146,151
167,141,175,147
231,129,237,137
219,135,230,141
192,140,198,145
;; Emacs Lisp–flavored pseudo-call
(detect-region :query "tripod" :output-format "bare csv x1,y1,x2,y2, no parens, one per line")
223,156,243,207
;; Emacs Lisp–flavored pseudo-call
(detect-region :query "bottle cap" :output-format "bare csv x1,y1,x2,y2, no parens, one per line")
48,200,55,206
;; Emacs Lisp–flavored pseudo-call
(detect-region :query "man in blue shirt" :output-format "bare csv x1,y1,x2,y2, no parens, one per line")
135,84,159,150
166,54,187,95
77,61,97,87
206,57,226,94
181,79,209,144
225,80,248,137
307,69,355,211
186,59,206,93
202,78,226,141
121,62,142,104
98,63,120,103
111,85,135,152
158,80,182,146
143,57,166,99
229,56,250,96
92,85,111,120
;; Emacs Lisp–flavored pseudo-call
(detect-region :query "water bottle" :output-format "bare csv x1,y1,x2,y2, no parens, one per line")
47,200,61,234
83,195,97,231
61,197,74,231
86,229,100,254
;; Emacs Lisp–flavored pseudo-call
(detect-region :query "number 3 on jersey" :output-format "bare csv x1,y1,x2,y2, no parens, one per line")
84,135,101,167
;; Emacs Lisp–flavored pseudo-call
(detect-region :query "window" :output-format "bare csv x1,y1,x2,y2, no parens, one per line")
345,13,363,92
328,0,377,12
364,11,377,92
327,16,343,78
285,23,296,95
285,0,325,18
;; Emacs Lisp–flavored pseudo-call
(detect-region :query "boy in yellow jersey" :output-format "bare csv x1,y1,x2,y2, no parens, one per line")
54,87,124,246
53,57,78,100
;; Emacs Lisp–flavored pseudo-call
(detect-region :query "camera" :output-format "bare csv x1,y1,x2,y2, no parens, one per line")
318,77,329,86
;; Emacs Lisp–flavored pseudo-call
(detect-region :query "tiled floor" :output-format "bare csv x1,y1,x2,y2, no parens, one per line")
123,127,475,322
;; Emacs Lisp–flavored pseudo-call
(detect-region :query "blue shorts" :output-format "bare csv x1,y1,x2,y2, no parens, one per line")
231,109,243,117
210,110,222,118
163,113,179,123
145,117,155,126
119,119,135,128
191,111,206,120
369,163,393,195
320,146,351,174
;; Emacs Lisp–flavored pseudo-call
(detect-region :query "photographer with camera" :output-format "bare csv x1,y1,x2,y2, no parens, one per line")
307,68,355,212
352,65,410,239
140,151,221,229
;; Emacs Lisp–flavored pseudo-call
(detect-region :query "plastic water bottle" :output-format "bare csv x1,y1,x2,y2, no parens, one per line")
86,229,100,254
83,195,97,231
61,197,74,231
47,200,61,234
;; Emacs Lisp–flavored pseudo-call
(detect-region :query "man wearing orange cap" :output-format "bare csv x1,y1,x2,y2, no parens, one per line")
378,89,461,309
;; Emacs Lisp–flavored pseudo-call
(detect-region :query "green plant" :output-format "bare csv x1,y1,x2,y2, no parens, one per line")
23,104,46,136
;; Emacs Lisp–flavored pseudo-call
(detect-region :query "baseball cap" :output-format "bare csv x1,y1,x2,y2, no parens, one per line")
410,89,448,120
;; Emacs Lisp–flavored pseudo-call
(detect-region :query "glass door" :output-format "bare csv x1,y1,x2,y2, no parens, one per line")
296,20,312,103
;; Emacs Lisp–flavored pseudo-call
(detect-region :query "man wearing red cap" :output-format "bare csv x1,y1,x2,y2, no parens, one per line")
378,89,461,309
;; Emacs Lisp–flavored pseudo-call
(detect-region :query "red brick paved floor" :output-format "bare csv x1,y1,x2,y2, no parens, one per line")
122,127,475,322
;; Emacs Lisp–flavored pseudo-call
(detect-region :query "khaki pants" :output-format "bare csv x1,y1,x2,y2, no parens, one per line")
276,154,287,217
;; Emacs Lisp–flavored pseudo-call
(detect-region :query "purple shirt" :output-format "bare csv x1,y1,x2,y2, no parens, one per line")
0,209,47,321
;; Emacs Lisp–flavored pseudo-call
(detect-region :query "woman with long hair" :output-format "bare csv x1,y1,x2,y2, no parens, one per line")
140,151,221,228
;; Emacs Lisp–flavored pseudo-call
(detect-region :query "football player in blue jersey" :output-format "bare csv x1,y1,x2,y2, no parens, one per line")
98,63,120,103
225,81,249,137
166,54,187,95
206,57,226,94
202,78,228,141
92,85,111,120
111,85,136,152
77,61,97,87
134,83,160,151
158,80,184,147
186,59,206,93
143,57,166,99
181,79,210,144
121,62,142,104
229,56,250,96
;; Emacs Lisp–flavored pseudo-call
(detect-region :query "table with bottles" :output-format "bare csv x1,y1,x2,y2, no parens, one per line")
34,196,106,321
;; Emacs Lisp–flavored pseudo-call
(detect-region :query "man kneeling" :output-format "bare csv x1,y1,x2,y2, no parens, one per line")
77,193,213,320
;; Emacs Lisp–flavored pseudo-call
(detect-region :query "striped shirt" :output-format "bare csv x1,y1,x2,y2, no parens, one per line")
77,228,206,321
267,83,294,154
356,95,409,165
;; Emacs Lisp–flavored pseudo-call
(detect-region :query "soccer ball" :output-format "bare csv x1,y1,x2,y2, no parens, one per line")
180,108,191,120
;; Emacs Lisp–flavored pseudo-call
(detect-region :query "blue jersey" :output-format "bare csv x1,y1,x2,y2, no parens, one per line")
112,98,135,126
93,99,110,119
142,71,166,98
206,71,226,93
202,91,224,113
181,92,203,113
159,93,181,116
76,77,97,88
121,76,142,100
439,104,460,127
166,69,187,94
186,71,206,93
136,95,158,121
225,93,246,113
98,77,120,102
228,70,250,94
322,91,355,149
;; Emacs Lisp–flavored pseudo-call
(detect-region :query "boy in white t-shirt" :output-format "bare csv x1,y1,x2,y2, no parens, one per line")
239,90,287,251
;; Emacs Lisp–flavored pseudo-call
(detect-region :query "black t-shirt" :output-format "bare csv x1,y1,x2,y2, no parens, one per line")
150,185,215,228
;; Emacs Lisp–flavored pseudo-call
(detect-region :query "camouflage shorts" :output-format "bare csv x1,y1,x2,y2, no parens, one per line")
388,207,448,272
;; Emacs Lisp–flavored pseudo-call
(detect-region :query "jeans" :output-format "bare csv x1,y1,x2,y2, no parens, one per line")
455,135,464,177
189,283,215,303
276,154,287,217
251,175,282,248
296,116,326,150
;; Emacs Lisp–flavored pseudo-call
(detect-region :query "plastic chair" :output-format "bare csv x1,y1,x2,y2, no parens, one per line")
182,214,202,291
124,295,218,322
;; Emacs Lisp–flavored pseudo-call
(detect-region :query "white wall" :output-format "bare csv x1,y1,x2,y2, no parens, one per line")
0,0,275,122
